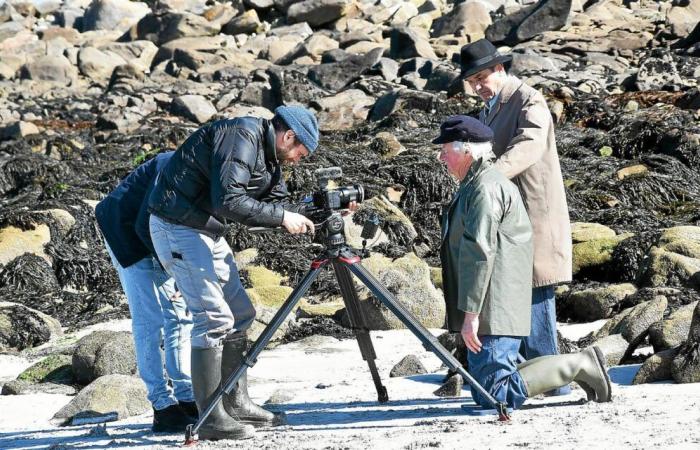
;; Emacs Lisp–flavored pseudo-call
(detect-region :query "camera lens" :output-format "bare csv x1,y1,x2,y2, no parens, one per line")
338,184,364,206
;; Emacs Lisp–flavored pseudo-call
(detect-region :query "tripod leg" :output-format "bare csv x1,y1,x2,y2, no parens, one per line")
345,261,511,420
332,260,389,403
185,260,327,444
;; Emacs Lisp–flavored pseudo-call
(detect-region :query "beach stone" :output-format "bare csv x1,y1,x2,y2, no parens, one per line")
636,51,683,92
356,195,417,246
95,110,143,133
372,131,405,159
592,334,628,366
633,347,679,384
17,354,74,384
128,12,220,46
367,58,399,82
0,121,40,140
72,331,137,385
341,252,445,330
433,373,462,397
0,224,51,266
616,164,649,181
83,0,150,33
287,0,352,27
666,0,700,39
222,9,263,35
645,227,700,288
649,302,698,352
98,41,158,73
265,389,295,404
572,234,631,276
390,354,427,377
672,302,700,383
78,47,127,82
268,67,330,106
615,297,668,347
571,222,616,243
244,265,286,288
390,27,437,60
52,374,149,424
432,1,491,39
19,55,78,85
563,283,637,322
171,95,217,124
487,0,573,45
368,88,437,122
2,379,77,395
0,302,62,352
424,63,460,92
314,89,374,131
307,47,383,91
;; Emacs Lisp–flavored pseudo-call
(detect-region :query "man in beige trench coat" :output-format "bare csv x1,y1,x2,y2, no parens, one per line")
458,39,574,396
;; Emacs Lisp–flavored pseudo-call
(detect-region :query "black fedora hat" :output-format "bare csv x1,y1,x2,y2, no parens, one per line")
459,39,512,80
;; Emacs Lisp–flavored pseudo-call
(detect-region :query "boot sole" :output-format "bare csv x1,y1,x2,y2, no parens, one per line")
591,346,612,402
198,427,254,441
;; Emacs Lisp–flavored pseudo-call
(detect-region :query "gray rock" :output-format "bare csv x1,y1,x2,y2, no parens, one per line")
433,374,462,397
633,347,679,384
618,297,668,346
222,9,263,35
368,88,437,122
237,82,275,110
649,302,698,352
128,12,221,46
390,27,437,60
171,95,217,124
265,389,295,404
268,22,313,39
83,0,150,33
644,226,700,288
0,121,40,140
287,0,350,27
313,89,374,132
635,50,683,91
17,354,74,384
340,252,445,330
486,0,573,46
390,354,427,377
571,222,616,243
19,55,79,86
52,374,149,425
72,331,136,385
509,52,559,75
307,47,383,91
35,209,76,237
398,57,434,78
359,195,418,246
98,41,158,73
592,334,628,366
424,64,460,92
0,302,62,352
563,283,637,322
672,302,700,383
78,47,126,82
96,109,143,132
368,58,399,81
173,48,225,71
2,379,78,395
666,0,700,39
431,1,491,38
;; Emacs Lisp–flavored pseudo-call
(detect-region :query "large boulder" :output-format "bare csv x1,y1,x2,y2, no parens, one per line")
78,46,127,83
571,222,616,243
633,347,679,384
644,227,700,288
127,11,220,46
353,195,418,247
572,233,631,276
592,334,628,366
649,301,698,352
98,41,158,73
17,354,74,384
287,0,353,27
595,297,667,355
19,55,78,86
672,302,700,383
431,1,491,39
83,0,151,32
486,0,573,46
313,89,375,132
52,374,149,425
562,283,637,322
666,0,700,39
0,302,62,351
340,252,445,330
368,88,438,122
171,95,217,124
389,27,437,60
72,331,136,385
307,47,383,91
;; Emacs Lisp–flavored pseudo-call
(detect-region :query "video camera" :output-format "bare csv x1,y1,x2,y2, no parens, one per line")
303,167,365,247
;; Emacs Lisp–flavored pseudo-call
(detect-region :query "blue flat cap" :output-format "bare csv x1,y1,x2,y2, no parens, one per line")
275,105,320,153
432,115,493,144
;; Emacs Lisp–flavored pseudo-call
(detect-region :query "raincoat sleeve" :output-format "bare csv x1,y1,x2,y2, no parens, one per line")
493,94,549,179
457,187,501,315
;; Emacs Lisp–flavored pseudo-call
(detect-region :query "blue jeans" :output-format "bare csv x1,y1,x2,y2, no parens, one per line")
106,243,194,410
149,215,256,349
520,285,571,395
467,335,528,410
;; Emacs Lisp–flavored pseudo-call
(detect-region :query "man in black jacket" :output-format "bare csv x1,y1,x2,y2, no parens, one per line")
96,152,197,433
148,106,319,441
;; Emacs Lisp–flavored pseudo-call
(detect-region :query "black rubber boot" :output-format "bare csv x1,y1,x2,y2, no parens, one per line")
221,333,286,427
191,347,255,440
178,401,198,419
152,404,196,433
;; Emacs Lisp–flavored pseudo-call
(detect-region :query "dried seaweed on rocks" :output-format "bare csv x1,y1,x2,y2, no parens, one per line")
0,304,53,350
282,316,355,343
0,254,60,293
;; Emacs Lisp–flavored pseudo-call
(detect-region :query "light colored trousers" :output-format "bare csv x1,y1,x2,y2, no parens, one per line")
106,243,194,410
149,215,256,349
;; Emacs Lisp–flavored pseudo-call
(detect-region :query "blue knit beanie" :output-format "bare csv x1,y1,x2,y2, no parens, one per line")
274,105,320,153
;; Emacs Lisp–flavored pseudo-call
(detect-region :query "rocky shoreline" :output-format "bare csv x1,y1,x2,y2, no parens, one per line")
0,0,699,427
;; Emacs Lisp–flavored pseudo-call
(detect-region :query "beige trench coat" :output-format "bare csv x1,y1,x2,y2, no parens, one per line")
479,75,572,287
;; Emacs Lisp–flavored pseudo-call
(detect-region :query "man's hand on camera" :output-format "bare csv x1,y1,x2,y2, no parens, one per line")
282,211,315,235
461,312,482,353
341,200,359,216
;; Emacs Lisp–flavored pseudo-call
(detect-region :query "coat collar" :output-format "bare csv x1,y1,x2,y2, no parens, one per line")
263,119,278,165
483,75,522,126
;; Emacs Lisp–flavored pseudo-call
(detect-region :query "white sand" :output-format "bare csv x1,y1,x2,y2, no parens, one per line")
1,325,699,449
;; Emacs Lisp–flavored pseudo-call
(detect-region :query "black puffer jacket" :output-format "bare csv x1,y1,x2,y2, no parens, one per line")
148,117,301,235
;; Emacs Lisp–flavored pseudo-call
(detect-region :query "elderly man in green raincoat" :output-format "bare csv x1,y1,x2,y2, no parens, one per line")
436,115,612,409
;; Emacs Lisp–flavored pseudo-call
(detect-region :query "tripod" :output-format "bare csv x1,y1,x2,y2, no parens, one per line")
184,223,510,443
